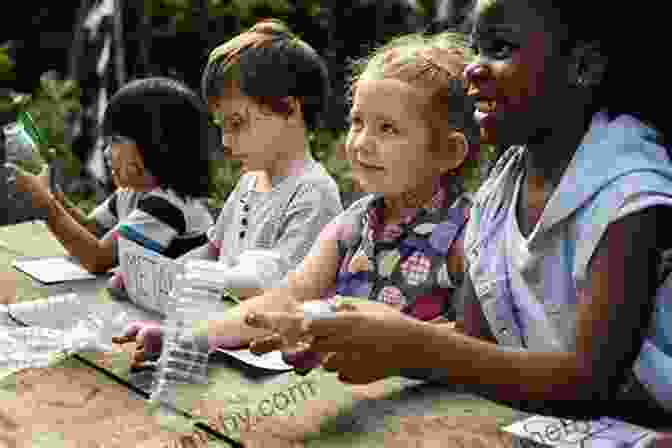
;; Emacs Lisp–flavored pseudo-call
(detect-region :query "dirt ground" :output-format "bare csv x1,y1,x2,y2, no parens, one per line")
192,383,517,448
0,358,209,448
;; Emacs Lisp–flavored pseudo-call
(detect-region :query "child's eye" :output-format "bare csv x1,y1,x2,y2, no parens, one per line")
380,122,398,135
476,38,518,60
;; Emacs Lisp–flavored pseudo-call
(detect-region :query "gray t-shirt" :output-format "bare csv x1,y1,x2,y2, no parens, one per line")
180,157,343,291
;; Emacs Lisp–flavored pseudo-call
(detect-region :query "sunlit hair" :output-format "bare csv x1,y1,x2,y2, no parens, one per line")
348,32,482,190
201,18,330,130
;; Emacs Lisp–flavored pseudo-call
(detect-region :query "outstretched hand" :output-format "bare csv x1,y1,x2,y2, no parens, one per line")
246,300,420,383
112,320,163,369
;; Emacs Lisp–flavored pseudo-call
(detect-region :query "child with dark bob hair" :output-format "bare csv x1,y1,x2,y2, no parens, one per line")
8,77,214,275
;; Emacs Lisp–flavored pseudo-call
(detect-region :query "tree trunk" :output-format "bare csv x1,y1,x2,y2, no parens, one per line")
68,0,93,81
112,0,125,87
192,0,210,68
130,0,152,77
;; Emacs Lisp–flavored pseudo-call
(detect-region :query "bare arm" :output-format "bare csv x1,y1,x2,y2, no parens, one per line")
206,219,343,345
396,207,667,419
43,194,116,273
53,188,101,236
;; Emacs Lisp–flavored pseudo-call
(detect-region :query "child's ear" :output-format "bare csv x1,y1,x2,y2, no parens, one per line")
442,131,469,172
568,41,608,89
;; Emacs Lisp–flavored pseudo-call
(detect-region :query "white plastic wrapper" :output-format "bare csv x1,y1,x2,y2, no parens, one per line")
0,327,69,377
1,293,159,375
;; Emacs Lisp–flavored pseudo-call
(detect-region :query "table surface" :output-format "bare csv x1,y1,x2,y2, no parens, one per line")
0,221,527,447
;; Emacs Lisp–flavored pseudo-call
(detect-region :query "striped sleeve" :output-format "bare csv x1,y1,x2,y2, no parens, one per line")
115,193,186,254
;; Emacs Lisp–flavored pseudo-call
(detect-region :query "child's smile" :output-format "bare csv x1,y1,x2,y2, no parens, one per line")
345,79,444,198
464,0,573,146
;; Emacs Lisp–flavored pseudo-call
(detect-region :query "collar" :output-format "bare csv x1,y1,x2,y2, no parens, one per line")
366,173,462,243
531,111,672,236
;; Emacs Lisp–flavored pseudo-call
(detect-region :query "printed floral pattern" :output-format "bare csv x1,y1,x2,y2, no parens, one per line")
331,173,470,322
400,252,432,286
378,249,402,278
379,286,407,309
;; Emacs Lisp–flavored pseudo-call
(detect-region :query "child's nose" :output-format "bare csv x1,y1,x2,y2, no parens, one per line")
352,131,375,156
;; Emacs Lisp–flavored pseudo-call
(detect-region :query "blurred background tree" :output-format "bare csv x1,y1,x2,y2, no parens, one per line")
2,0,486,217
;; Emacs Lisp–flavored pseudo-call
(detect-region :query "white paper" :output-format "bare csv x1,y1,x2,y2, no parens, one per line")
502,415,658,447
217,348,293,372
118,238,185,315
12,257,98,284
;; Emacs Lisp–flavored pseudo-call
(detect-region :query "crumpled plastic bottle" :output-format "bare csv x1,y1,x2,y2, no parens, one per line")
2,111,51,176
150,273,210,406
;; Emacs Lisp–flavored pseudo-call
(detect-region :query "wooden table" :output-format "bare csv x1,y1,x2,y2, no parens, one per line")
0,221,527,448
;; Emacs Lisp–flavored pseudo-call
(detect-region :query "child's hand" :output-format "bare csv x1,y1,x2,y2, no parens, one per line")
5,162,54,210
248,332,325,375
320,351,398,384
111,320,163,369
247,300,419,382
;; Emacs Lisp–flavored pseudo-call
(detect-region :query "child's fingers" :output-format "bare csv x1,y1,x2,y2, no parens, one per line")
137,325,163,356
249,334,283,355
116,320,161,342
133,347,149,364
321,351,345,372
245,311,302,333
111,335,134,344
282,349,322,371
